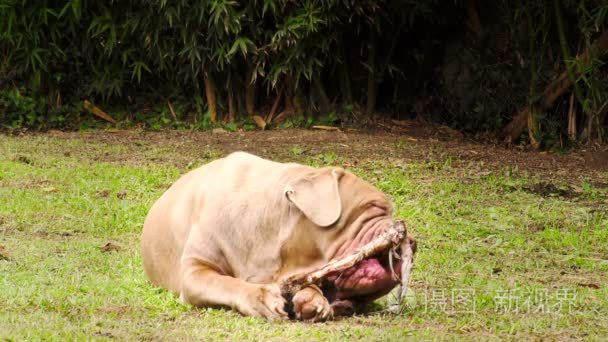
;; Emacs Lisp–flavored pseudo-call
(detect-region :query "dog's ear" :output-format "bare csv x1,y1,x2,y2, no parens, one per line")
285,168,344,227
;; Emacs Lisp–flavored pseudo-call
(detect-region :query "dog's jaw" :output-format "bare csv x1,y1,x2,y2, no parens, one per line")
323,213,403,301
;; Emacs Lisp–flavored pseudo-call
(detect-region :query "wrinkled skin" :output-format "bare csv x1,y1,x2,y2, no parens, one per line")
141,152,415,322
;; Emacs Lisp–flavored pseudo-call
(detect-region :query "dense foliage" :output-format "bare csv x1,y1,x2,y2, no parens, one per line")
0,1,606,146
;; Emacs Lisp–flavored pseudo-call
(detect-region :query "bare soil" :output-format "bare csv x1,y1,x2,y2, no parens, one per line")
24,124,605,184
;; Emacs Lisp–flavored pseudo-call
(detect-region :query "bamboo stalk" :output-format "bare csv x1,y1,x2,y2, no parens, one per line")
503,30,608,143
338,40,353,105
313,77,330,113
246,63,256,116
527,7,540,149
528,107,540,149
227,92,236,123
284,75,295,114
567,93,576,141
204,76,218,123
166,100,177,122
555,0,585,110
466,0,483,37
265,88,283,124
366,30,377,115
293,93,304,116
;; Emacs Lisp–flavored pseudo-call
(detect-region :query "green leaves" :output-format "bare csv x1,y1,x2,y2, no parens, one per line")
130,61,151,84
1,0,605,137
227,37,254,58
209,0,242,34
0,0,398,106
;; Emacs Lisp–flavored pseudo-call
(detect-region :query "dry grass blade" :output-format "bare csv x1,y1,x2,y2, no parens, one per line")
252,115,267,129
0,246,10,261
312,125,341,131
83,100,117,124
265,88,284,124
166,100,177,122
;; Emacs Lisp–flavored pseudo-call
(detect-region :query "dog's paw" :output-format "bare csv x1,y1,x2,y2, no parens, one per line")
292,285,332,322
236,283,288,320
330,299,355,317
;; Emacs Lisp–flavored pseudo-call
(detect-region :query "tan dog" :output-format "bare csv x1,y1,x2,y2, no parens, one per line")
142,152,409,321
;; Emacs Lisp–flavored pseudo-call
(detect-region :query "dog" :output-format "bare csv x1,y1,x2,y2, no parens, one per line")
142,152,412,321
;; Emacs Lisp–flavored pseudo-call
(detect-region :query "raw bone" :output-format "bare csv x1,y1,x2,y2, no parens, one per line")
280,220,413,299
387,236,416,313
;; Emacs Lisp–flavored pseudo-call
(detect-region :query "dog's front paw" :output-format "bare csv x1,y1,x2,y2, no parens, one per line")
292,285,332,322
236,283,288,320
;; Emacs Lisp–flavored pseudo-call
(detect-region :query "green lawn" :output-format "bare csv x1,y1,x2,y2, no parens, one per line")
1,131,607,340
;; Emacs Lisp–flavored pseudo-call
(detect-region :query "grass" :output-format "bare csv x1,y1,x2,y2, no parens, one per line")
1,132,607,340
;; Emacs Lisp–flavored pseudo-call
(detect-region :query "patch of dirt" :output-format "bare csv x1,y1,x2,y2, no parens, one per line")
0,179,56,190
14,155,33,164
583,150,608,170
94,332,116,339
97,190,110,198
12,123,608,184
97,305,130,315
100,242,122,253
592,181,608,189
0,246,10,261
523,182,579,199
577,282,601,289
32,229,82,239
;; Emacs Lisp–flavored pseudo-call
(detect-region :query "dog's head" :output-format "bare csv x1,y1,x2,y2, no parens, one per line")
283,167,414,302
